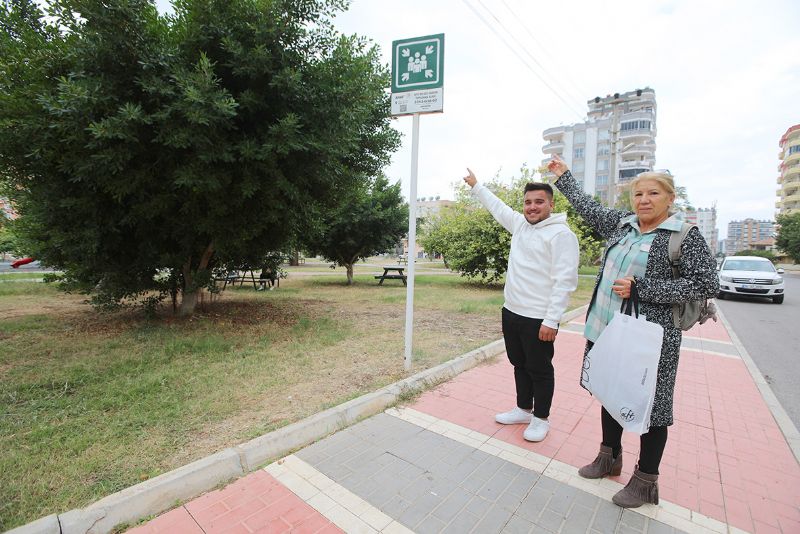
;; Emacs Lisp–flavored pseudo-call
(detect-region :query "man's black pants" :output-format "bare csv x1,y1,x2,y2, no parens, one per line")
501,307,555,419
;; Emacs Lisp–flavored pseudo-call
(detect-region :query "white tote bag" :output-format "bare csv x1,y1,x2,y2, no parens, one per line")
582,285,663,435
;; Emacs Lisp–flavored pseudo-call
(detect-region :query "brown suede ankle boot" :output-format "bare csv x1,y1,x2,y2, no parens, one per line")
578,445,622,479
612,467,659,508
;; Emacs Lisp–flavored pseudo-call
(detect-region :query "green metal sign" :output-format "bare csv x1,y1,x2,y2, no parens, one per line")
391,33,445,93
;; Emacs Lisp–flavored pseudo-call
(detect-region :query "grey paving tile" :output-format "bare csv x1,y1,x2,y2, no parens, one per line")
590,500,622,532
440,511,482,533
535,508,565,532
495,488,525,513
478,470,515,503
381,494,413,517
548,484,579,514
461,473,488,494
620,509,647,531
501,515,535,534
517,486,551,522
645,519,679,534
573,490,600,509
466,495,493,518
432,487,472,523
619,525,644,534
398,473,435,500
561,502,594,533
399,492,443,528
473,504,515,534
505,470,540,498
415,515,448,534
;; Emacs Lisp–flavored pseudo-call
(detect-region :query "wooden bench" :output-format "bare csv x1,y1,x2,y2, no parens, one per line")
375,266,407,286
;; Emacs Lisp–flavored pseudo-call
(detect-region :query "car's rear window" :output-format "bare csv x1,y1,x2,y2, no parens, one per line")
721,260,775,272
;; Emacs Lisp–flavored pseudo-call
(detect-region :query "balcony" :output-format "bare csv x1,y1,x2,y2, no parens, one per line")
619,159,654,170
784,165,800,179
543,126,566,139
619,128,654,140
776,200,783,209
786,151,800,164
783,192,800,203
620,143,655,157
783,178,800,193
542,141,565,154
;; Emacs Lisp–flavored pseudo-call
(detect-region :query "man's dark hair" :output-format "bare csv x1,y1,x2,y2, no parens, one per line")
524,182,554,199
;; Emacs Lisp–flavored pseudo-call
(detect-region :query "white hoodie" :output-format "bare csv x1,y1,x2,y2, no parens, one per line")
472,184,580,329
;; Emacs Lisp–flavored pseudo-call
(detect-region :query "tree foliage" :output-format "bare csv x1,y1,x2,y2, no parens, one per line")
776,212,800,263
0,0,399,314
303,175,408,285
420,166,603,283
733,249,778,263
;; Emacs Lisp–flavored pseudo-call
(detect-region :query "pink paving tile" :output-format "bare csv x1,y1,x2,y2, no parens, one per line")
699,501,726,523
133,471,341,534
752,520,782,534
724,497,755,533
126,506,204,534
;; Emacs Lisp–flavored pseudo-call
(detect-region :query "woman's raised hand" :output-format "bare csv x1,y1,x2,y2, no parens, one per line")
547,155,569,178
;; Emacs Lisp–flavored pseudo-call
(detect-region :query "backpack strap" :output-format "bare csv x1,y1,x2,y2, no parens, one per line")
669,222,695,328
668,222,694,278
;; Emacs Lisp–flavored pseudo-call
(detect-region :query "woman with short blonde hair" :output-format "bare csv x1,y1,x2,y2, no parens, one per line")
546,156,718,509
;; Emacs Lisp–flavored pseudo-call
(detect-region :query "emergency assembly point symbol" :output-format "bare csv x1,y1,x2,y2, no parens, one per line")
401,45,435,81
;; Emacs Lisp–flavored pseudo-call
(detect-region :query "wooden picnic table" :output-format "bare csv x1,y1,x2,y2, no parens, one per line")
375,265,407,286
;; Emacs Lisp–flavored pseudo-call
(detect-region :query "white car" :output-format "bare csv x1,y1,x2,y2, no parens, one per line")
717,256,785,304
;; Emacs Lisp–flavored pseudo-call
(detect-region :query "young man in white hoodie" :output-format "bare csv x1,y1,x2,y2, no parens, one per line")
464,168,579,441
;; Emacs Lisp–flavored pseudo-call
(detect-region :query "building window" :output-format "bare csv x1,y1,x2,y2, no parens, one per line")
574,147,584,159
598,130,610,141
789,145,800,155
596,174,608,185
597,145,610,156
573,131,586,144
573,161,585,172
597,159,609,171
620,120,651,132
619,168,648,180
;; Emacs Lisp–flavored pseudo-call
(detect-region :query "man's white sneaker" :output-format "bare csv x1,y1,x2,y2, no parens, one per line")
495,407,533,425
523,417,550,442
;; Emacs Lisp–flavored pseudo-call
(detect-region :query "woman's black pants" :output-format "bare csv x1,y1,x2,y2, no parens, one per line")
601,407,668,475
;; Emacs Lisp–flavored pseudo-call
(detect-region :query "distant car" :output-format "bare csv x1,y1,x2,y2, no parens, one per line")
717,256,785,304
10,257,35,269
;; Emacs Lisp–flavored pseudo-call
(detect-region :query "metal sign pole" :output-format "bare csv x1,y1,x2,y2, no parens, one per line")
404,112,420,371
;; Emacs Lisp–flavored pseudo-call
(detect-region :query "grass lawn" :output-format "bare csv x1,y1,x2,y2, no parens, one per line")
0,272,593,530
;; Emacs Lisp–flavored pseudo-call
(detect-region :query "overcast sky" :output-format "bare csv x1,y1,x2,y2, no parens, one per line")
156,0,800,234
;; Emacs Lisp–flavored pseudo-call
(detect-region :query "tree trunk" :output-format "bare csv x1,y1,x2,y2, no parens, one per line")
346,263,354,285
177,242,215,316
290,250,300,266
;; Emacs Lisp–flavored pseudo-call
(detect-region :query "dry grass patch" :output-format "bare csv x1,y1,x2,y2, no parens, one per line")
0,274,592,530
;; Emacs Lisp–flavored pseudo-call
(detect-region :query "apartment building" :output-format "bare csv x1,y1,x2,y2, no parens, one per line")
777,124,800,217
542,88,657,206
724,218,776,254
683,208,719,256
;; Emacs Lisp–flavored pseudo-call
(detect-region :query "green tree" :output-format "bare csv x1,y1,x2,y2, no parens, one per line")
420,166,603,283
776,212,800,263
304,176,408,285
0,0,398,315
733,249,778,263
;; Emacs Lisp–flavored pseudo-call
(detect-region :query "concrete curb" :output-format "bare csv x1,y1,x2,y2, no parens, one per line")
716,305,800,464
6,305,589,534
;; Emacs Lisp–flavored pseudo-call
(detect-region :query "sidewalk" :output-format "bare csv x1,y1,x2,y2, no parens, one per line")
127,311,800,534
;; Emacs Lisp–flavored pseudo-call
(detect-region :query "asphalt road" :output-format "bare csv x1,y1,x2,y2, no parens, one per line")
717,271,800,430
